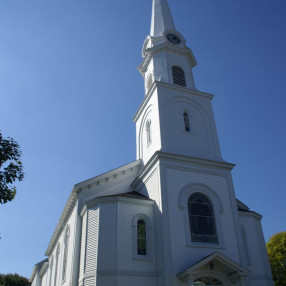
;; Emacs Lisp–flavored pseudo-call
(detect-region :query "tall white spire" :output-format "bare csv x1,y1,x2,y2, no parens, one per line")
150,0,176,37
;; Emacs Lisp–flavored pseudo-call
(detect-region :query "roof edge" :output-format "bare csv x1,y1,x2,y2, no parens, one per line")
45,159,142,256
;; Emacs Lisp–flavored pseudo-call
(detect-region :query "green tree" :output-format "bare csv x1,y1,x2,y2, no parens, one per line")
0,131,24,204
0,273,30,286
266,231,286,285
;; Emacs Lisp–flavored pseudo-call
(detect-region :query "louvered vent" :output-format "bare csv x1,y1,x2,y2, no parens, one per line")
172,66,186,87
85,208,99,273
84,277,95,286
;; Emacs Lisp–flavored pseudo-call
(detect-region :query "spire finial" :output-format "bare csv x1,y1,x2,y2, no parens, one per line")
150,0,176,37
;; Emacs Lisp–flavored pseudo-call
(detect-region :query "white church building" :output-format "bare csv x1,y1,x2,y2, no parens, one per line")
31,0,274,285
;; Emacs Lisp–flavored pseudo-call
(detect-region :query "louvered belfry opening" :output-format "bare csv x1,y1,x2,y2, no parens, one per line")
172,66,186,87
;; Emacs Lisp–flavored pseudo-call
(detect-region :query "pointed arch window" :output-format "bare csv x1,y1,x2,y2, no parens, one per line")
137,219,147,255
172,66,186,87
145,119,152,145
188,193,217,243
183,112,190,132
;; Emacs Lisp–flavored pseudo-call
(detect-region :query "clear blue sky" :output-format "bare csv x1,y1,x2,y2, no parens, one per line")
0,0,285,279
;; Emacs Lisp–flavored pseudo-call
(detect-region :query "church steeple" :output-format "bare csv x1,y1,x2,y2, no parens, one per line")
150,0,175,37
139,0,197,94
135,0,222,165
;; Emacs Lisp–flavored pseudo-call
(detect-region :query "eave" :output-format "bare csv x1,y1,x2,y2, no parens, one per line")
177,251,249,281
30,258,49,282
238,210,262,220
132,151,235,190
80,191,154,217
45,160,142,256
139,42,197,75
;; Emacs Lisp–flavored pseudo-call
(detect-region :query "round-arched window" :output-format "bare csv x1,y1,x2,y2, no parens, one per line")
137,219,147,255
145,119,152,145
188,193,217,243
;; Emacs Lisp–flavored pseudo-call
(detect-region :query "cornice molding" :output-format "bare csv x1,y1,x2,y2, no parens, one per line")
157,151,234,168
45,190,78,256
45,160,142,256
132,151,235,190
238,210,262,220
75,160,142,190
80,195,154,217
139,42,197,74
133,81,214,122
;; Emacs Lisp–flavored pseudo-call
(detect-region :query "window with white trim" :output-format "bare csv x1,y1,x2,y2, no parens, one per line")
179,184,224,248
132,214,153,260
183,112,190,132
145,119,152,145
137,219,147,255
188,193,218,243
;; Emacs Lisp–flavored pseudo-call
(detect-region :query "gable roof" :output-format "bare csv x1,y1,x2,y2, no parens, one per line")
177,251,249,280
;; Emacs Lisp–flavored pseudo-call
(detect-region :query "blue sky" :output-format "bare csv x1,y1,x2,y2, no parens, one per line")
0,0,285,279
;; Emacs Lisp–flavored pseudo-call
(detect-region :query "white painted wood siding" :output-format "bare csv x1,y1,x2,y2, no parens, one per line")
79,211,87,283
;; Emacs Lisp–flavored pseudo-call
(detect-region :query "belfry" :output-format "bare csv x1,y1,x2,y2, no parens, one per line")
31,1,273,285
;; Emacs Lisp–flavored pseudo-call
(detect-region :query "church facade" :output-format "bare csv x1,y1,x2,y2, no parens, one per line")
30,0,273,285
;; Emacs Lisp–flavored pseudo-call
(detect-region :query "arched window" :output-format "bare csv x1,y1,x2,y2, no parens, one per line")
183,112,190,132
145,119,152,145
172,66,186,87
62,226,70,281
193,277,223,285
137,219,147,255
132,214,153,260
188,193,217,243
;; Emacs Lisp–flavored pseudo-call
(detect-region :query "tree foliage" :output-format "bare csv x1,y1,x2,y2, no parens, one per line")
0,131,24,204
266,231,286,286
0,273,30,286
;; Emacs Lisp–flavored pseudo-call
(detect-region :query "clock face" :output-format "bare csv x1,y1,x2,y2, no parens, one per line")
166,33,181,45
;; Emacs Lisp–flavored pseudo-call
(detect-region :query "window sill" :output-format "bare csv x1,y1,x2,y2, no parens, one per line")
183,130,194,135
186,241,225,249
133,255,153,261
